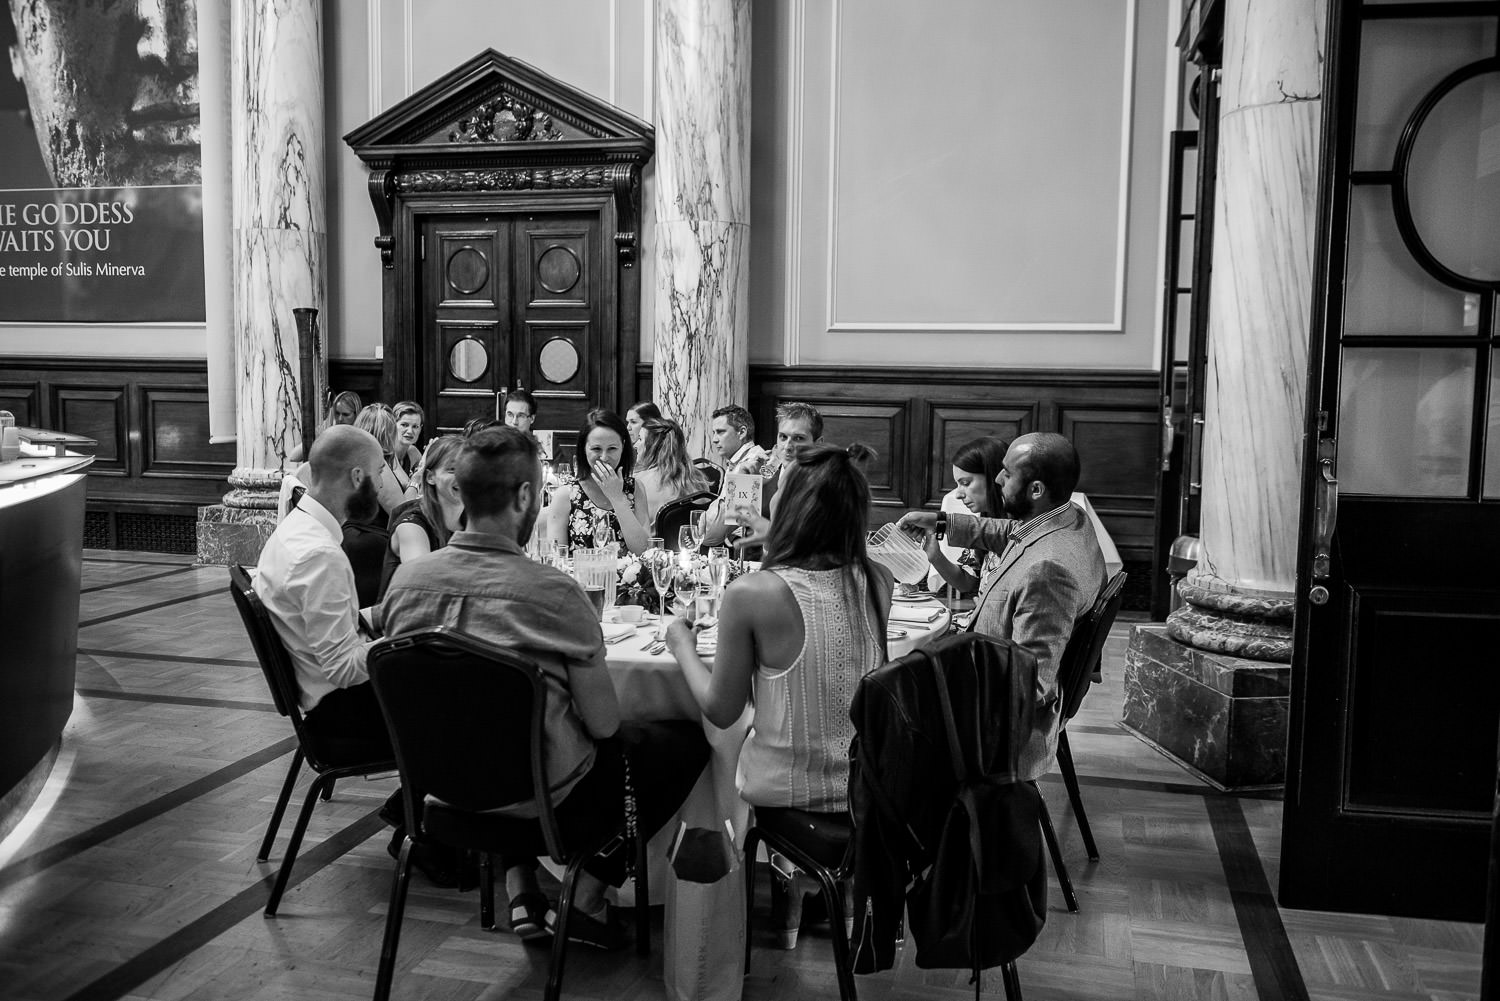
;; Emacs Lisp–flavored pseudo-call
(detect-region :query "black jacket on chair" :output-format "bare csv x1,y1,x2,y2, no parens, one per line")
848,632,1047,975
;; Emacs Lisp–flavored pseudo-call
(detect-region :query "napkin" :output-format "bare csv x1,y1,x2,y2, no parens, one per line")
602,622,638,644
889,604,944,625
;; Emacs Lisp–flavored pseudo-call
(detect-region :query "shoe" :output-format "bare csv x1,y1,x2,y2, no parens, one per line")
509,891,555,944
386,832,462,889
565,902,626,951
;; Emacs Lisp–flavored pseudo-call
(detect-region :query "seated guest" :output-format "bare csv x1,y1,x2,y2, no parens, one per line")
344,405,407,605
923,435,1009,596
504,388,538,435
392,401,425,480
286,389,362,464
464,416,503,437
703,401,822,549
667,441,891,947
624,400,661,453
354,404,410,510
634,417,710,526
382,428,708,948
543,409,651,555
255,424,388,752
377,435,464,601
897,432,1106,781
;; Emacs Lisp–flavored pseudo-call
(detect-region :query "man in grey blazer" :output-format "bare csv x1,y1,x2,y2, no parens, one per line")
899,432,1106,779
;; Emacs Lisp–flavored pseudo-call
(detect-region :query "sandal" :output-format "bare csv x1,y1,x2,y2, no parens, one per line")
508,891,555,943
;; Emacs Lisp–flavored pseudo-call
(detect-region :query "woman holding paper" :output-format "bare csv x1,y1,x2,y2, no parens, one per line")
666,441,891,947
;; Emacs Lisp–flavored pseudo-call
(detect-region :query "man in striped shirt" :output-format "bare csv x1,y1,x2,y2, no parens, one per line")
899,432,1106,779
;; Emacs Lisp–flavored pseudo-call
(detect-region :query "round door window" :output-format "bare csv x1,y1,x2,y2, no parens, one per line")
538,338,579,384
449,337,488,383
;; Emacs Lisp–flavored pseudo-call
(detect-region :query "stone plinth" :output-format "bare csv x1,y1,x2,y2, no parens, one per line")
1122,624,1289,790
196,505,277,566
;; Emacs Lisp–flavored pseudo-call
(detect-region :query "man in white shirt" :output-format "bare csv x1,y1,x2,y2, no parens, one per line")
255,424,388,750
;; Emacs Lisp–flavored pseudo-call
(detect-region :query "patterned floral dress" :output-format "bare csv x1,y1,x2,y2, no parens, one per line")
563,475,636,555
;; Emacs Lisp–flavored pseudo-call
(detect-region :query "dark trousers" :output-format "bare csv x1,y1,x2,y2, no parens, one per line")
302,682,393,756
503,720,710,885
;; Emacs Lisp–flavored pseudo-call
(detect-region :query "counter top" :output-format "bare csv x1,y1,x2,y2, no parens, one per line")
0,446,94,490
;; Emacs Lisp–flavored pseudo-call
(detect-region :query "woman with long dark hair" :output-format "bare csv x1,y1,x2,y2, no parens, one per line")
924,435,1008,595
377,435,464,600
624,400,661,452
666,441,891,946
543,408,652,555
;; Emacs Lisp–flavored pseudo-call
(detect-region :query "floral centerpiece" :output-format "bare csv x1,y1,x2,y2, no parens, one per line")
616,551,747,614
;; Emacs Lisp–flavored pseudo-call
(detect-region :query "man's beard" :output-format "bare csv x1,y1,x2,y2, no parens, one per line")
1003,483,1038,521
347,476,381,523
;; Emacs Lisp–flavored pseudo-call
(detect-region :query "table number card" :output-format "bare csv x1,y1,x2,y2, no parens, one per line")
724,472,762,525
534,429,554,460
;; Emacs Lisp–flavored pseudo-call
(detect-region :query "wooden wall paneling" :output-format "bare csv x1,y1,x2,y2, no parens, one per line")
53,385,128,476
810,399,907,515
329,359,385,408
1058,404,1160,558
0,380,42,428
139,387,236,481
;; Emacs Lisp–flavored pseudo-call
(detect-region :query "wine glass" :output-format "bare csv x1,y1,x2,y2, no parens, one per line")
678,525,695,555
650,551,677,638
689,510,707,550
593,512,616,554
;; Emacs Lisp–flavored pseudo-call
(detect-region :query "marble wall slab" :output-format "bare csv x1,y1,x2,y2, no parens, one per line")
1122,624,1289,789
653,0,752,456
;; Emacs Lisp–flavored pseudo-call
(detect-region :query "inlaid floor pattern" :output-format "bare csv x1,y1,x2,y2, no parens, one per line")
0,552,1481,1001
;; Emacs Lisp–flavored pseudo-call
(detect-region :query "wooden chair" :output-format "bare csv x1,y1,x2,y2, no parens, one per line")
367,627,649,1001
1039,570,1128,912
226,564,396,917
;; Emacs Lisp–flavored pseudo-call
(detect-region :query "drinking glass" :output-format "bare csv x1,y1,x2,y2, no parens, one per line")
707,546,729,614
648,535,664,554
678,525,695,554
650,551,677,639
689,510,707,549
593,512,616,553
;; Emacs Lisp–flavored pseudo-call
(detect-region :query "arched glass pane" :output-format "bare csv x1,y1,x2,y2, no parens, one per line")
1338,346,1474,496
1406,69,1500,286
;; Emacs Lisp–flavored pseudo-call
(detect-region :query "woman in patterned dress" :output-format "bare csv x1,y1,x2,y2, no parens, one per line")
543,408,652,556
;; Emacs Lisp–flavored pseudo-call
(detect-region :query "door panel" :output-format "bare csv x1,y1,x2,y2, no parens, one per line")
1281,1,1500,922
424,221,511,434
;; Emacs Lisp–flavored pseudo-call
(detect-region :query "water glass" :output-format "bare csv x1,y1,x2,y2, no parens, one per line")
689,510,707,549
678,525,695,554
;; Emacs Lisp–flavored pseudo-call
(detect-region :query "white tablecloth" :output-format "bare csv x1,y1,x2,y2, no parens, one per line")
605,604,949,1001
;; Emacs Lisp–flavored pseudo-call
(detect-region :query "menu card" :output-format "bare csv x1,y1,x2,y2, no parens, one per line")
723,471,762,525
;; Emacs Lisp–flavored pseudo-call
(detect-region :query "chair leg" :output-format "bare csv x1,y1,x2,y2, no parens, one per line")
265,773,327,916
1035,787,1078,913
373,834,415,1001
1001,960,1024,1001
257,747,303,862
742,830,761,975
1057,731,1099,862
808,863,858,1001
479,853,495,930
320,777,334,802
545,853,589,1001
633,829,651,957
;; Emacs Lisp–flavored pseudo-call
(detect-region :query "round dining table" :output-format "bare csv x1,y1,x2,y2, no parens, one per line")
602,596,951,1001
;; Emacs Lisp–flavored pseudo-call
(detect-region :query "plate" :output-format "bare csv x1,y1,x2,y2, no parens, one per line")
891,593,938,605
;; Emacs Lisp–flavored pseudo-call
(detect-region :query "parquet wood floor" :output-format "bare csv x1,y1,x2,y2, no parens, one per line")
0,551,1481,1001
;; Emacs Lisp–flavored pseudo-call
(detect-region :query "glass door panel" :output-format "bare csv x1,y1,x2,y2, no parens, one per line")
1337,347,1474,496
1345,186,1477,335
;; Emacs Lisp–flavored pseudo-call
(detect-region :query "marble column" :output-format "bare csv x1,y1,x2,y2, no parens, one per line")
653,0,752,458
198,0,325,564
1168,0,1325,663
1124,0,1324,788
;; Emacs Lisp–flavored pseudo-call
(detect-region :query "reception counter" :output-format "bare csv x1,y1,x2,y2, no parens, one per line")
0,445,92,837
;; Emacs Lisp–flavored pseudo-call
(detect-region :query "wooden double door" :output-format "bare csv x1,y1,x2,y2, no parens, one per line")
420,209,605,456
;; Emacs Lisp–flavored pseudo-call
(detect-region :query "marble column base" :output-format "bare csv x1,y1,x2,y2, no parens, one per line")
1165,570,1294,663
223,467,283,510
1122,624,1289,791
196,504,277,566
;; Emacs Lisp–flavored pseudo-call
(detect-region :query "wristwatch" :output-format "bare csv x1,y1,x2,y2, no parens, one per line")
934,511,947,540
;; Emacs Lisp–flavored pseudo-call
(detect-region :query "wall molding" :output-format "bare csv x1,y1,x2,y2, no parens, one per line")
783,0,807,363
821,0,1138,335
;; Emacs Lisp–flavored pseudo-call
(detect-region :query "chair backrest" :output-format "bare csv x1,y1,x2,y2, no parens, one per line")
652,489,716,542
692,459,723,495
227,564,301,721
366,628,565,861
1057,570,1128,723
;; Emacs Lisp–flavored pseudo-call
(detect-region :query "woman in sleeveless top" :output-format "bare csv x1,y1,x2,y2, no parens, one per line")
667,441,892,809
543,409,651,555
377,434,463,600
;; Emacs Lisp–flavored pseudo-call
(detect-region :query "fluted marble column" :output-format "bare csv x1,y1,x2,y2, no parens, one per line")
653,0,751,457
1168,0,1325,662
224,0,325,507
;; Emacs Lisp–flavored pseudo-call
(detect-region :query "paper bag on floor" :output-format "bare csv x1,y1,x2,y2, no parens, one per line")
664,863,745,1001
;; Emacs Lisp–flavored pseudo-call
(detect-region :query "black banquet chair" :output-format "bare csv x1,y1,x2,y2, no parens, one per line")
367,627,649,1001
226,564,397,917
1037,570,1128,913
652,489,716,545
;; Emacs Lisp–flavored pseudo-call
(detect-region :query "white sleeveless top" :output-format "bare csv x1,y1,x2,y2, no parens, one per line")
736,565,885,812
